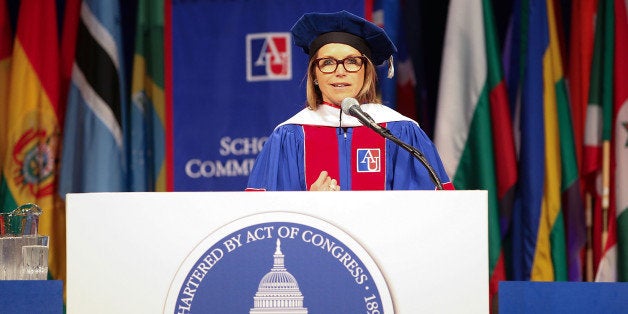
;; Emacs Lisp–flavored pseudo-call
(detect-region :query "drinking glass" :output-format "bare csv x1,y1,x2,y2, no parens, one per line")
21,245,49,280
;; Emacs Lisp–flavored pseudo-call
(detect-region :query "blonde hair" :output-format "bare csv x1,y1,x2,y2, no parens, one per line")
305,55,379,110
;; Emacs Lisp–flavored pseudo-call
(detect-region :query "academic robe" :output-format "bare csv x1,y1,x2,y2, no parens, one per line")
246,103,453,191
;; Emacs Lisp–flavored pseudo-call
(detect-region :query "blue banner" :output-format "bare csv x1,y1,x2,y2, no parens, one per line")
171,0,364,191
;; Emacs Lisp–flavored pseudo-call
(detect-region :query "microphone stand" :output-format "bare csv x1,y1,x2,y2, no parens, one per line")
365,122,444,190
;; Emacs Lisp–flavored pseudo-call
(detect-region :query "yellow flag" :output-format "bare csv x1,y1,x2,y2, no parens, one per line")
0,0,64,280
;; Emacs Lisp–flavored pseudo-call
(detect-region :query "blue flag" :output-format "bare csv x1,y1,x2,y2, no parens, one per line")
59,0,128,195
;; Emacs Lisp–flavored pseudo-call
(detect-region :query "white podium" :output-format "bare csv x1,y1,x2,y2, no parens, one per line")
66,191,488,313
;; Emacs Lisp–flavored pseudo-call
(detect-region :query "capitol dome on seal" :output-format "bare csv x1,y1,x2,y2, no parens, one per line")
250,239,308,314
258,268,300,291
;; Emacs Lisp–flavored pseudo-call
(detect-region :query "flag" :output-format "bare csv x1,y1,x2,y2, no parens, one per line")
567,0,597,181
509,0,584,282
613,0,628,282
511,0,545,281
546,0,587,282
60,0,81,117
594,0,628,282
434,0,517,306
583,0,614,279
565,0,598,281
129,0,167,191
502,0,521,120
0,0,11,181
0,0,63,278
58,0,128,195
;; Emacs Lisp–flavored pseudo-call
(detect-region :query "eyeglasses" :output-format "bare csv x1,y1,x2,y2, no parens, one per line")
314,56,367,73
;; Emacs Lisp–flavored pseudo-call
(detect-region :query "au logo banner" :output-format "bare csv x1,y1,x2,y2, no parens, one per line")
171,0,363,191
246,33,292,82
164,212,393,313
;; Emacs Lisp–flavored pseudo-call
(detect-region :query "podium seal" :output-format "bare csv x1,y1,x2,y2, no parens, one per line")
164,212,393,313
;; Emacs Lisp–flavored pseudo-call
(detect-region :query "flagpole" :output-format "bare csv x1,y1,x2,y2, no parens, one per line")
585,192,593,281
601,140,611,251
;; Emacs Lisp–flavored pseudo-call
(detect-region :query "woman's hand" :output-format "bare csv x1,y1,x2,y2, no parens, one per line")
309,170,341,191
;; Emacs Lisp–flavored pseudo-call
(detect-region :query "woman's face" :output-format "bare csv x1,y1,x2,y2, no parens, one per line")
314,43,366,106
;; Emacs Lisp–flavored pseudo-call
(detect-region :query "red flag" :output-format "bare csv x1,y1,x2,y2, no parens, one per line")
0,0,12,176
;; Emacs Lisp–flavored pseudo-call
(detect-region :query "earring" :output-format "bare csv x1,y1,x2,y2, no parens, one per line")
314,79,318,85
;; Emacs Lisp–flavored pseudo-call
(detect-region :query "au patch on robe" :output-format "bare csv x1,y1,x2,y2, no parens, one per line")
356,148,381,172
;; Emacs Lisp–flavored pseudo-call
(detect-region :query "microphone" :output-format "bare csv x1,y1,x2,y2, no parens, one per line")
341,98,383,132
340,97,444,190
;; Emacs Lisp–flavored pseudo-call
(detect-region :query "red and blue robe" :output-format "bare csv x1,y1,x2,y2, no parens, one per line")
246,103,453,191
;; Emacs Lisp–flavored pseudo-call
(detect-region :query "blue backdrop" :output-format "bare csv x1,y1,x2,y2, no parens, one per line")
171,0,364,191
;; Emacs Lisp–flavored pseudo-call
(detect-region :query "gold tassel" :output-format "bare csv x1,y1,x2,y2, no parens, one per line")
387,55,394,78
